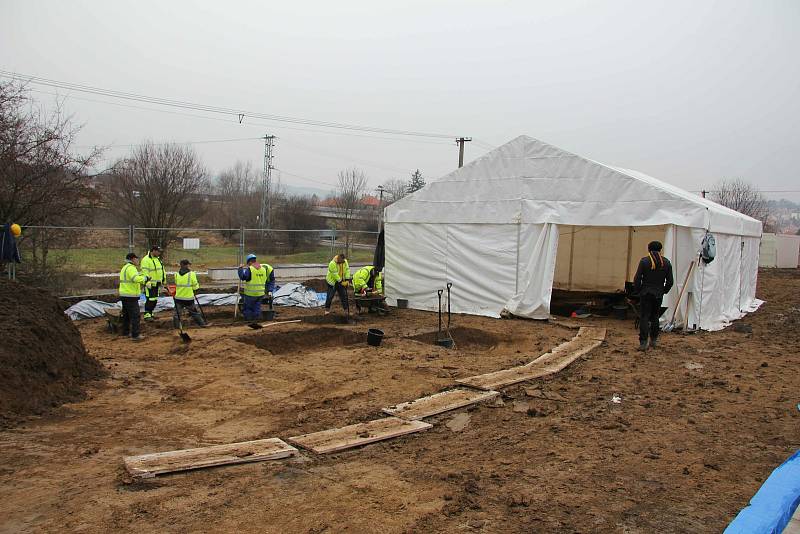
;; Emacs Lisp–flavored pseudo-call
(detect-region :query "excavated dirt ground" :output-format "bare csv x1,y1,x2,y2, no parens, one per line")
0,269,798,533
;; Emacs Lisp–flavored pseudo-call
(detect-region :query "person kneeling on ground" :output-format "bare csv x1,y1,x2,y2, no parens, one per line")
118,252,149,341
325,253,350,316
238,254,275,321
173,259,207,328
633,240,674,351
353,265,387,314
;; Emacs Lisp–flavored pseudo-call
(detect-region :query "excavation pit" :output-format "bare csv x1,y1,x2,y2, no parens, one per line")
237,327,368,355
408,326,501,350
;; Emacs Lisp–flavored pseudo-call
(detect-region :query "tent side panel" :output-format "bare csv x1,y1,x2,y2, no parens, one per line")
504,223,558,319
759,233,778,268
384,223,447,311
444,224,518,317
776,234,800,268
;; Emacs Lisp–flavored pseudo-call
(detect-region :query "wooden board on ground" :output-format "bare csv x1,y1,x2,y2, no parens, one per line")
287,417,431,454
457,327,605,390
123,438,297,479
382,388,500,420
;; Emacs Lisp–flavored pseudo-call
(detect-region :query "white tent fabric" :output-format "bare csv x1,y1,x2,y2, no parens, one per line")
384,135,762,330
759,233,800,268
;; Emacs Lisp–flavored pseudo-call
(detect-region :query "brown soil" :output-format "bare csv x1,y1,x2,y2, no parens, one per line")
0,269,798,533
237,327,368,355
0,278,104,428
302,278,329,292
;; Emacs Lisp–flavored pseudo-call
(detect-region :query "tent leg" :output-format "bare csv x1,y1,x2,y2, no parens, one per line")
567,227,575,291
625,226,633,282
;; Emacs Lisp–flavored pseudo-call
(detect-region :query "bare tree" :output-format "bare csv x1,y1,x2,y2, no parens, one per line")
109,142,207,250
0,80,101,280
709,178,769,223
334,167,368,254
381,178,410,205
214,160,259,236
274,194,324,252
407,168,425,193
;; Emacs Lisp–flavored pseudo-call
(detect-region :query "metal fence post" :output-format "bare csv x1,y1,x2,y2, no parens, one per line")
239,226,245,266
331,228,336,257
128,225,135,253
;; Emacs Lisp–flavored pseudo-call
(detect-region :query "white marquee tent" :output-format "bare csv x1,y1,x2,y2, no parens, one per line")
384,136,762,331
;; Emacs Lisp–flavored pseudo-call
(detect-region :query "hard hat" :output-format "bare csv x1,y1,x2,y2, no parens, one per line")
10,223,21,237
246,254,257,262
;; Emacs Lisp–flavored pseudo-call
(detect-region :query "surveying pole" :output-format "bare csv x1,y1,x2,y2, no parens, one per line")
456,137,472,168
259,135,276,230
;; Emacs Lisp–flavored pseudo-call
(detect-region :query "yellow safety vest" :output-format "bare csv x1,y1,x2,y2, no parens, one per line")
140,254,165,286
353,266,375,292
118,262,146,298
243,264,273,297
174,271,199,300
375,272,383,294
326,258,350,286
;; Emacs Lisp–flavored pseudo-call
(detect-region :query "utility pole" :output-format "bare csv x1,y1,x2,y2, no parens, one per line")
259,135,276,230
455,137,472,168
376,185,385,233
701,189,707,198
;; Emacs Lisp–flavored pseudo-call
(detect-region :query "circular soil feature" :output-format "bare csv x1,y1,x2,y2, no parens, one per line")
408,326,501,350
237,327,367,355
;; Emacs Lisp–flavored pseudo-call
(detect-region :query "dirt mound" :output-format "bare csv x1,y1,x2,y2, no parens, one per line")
0,278,105,427
302,278,329,293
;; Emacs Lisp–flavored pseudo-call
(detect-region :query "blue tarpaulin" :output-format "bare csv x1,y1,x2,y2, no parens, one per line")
724,449,800,534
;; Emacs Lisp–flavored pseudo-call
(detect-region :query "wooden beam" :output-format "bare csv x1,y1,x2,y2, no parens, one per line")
123,438,297,479
382,388,500,420
288,417,431,454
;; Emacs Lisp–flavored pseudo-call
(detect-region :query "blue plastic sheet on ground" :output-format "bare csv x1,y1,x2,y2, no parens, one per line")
724,449,800,534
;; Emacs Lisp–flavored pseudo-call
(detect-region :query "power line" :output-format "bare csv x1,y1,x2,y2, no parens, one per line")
2,70,457,139
76,137,263,149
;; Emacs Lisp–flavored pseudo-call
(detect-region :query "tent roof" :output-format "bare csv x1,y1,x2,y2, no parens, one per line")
386,135,762,237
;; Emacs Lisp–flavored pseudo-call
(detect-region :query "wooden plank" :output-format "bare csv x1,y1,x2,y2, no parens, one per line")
123,438,296,479
576,326,606,342
457,338,603,390
382,388,500,420
287,417,431,454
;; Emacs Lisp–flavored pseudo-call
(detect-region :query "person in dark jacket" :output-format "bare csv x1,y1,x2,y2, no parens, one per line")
633,241,674,351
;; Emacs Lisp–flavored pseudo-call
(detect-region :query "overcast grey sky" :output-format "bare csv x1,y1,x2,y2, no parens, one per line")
2,0,799,197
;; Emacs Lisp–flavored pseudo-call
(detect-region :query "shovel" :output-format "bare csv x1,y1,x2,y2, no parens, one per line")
171,293,191,343
664,259,696,333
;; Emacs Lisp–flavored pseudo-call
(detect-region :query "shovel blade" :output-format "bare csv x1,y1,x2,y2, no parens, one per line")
180,332,192,342
248,323,263,329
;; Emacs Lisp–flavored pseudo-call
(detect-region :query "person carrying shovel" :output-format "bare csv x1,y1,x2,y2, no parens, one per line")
633,241,674,351
172,259,208,328
237,254,275,321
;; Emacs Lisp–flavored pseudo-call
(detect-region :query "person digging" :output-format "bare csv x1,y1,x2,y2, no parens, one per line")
172,259,208,329
633,240,674,351
353,265,387,314
324,253,350,316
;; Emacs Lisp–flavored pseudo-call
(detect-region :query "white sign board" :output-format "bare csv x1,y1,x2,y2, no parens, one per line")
183,238,200,250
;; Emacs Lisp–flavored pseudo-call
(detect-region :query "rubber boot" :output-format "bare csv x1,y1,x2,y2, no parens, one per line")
649,338,658,349
637,341,648,352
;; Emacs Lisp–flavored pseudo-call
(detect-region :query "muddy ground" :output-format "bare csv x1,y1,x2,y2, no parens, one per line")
1,269,798,533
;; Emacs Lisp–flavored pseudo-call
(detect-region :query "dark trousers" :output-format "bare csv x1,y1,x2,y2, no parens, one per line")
174,299,205,327
120,296,141,337
242,295,262,320
144,284,160,315
639,293,663,343
325,282,349,311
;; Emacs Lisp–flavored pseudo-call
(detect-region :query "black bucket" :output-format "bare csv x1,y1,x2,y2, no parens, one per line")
264,309,276,321
396,299,408,309
612,304,628,320
436,336,454,349
367,328,384,347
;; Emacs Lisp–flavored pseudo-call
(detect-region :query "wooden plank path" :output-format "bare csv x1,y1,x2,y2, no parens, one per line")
288,417,431,454
382,388,500,420
456,327,605,390
123,438,297,479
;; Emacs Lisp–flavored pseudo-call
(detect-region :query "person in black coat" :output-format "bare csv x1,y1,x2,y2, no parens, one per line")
633,241,674,351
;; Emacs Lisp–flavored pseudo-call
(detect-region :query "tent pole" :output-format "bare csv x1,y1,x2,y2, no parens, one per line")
625,226,633,281
515,221,521,293
567,227,575,291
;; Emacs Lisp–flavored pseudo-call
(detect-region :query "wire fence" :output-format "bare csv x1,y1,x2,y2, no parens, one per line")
10,225,379,296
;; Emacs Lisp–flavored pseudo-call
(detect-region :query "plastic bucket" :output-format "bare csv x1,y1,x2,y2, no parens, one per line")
612,304,628,320
396,299,408,309
264,309,276,321
436,337,454,349
367,328,384,347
